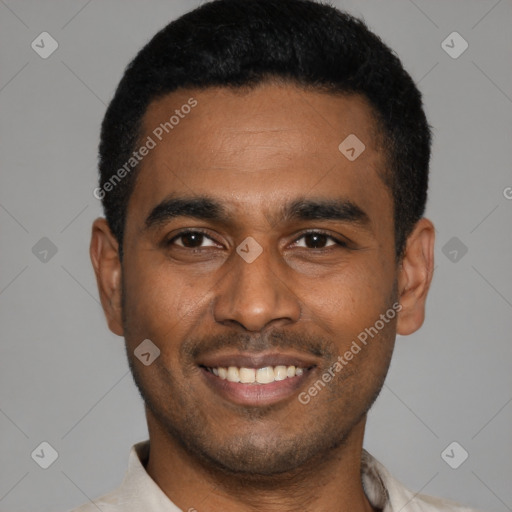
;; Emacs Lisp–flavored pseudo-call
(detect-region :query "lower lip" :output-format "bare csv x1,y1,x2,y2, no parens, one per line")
200,367,314,406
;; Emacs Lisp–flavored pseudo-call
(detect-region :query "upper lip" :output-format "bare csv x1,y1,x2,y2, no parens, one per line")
197,351,319,369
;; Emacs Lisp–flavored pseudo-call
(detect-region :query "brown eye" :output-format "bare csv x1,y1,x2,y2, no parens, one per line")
293,231,346,249
179,232,205,248
167,230,218,249
304,233,329,249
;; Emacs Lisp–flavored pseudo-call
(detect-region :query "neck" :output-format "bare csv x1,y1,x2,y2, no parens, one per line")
145,411,377,512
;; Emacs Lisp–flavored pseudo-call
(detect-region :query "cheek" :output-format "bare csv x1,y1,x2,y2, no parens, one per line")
122,240,396,349
305,257,396,335
122,251,218,361
122,257,189,342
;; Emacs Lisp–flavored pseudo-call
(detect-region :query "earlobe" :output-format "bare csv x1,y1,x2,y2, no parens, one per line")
396,218,435,336
90,218,124,336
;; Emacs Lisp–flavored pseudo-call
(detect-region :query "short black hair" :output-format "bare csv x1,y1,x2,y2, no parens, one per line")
98,0,431,261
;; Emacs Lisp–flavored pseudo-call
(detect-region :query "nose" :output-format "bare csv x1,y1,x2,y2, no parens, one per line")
213,241,301,332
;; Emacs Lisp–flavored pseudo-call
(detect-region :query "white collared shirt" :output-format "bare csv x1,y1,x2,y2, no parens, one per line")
68,441,480,512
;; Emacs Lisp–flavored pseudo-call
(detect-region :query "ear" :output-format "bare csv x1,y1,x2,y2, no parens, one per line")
396,218,435,336
90,218,124,336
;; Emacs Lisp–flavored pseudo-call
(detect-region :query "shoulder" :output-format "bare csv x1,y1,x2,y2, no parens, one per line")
65,489,122,512
407,491,482,511
361,450,482,512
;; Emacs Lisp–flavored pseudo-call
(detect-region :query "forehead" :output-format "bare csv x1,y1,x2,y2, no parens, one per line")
127,82,391,232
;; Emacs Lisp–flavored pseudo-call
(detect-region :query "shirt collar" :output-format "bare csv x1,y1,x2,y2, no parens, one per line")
115,441,182,511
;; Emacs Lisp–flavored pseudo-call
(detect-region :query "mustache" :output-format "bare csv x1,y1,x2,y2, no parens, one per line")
181,329,336,361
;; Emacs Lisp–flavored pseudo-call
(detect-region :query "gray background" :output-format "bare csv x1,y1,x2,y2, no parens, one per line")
0,0,511,511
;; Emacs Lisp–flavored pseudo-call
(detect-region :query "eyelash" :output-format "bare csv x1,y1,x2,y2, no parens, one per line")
165,229,349,250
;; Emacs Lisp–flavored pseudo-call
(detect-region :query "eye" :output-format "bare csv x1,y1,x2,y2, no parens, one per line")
166,230,220,249
292,231,347,249
165,229,348,251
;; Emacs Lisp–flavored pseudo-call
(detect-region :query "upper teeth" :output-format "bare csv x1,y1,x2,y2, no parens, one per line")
208,365,304,384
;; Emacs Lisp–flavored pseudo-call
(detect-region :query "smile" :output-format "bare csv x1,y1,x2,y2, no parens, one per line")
204,365,305,384
197,352,318,406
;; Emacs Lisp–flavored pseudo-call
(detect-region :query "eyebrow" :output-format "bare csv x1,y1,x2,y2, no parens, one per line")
144,194,371,231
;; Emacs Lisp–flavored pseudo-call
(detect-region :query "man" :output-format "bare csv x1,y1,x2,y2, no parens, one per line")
77,0,479,510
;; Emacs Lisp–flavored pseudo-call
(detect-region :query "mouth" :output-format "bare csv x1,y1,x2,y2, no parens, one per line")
197,352,318,406
204,364,306,383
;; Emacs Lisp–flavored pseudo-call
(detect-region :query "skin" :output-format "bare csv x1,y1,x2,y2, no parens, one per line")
90,82,434,512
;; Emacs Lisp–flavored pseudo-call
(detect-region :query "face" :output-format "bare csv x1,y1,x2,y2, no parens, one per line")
91,82,434,477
